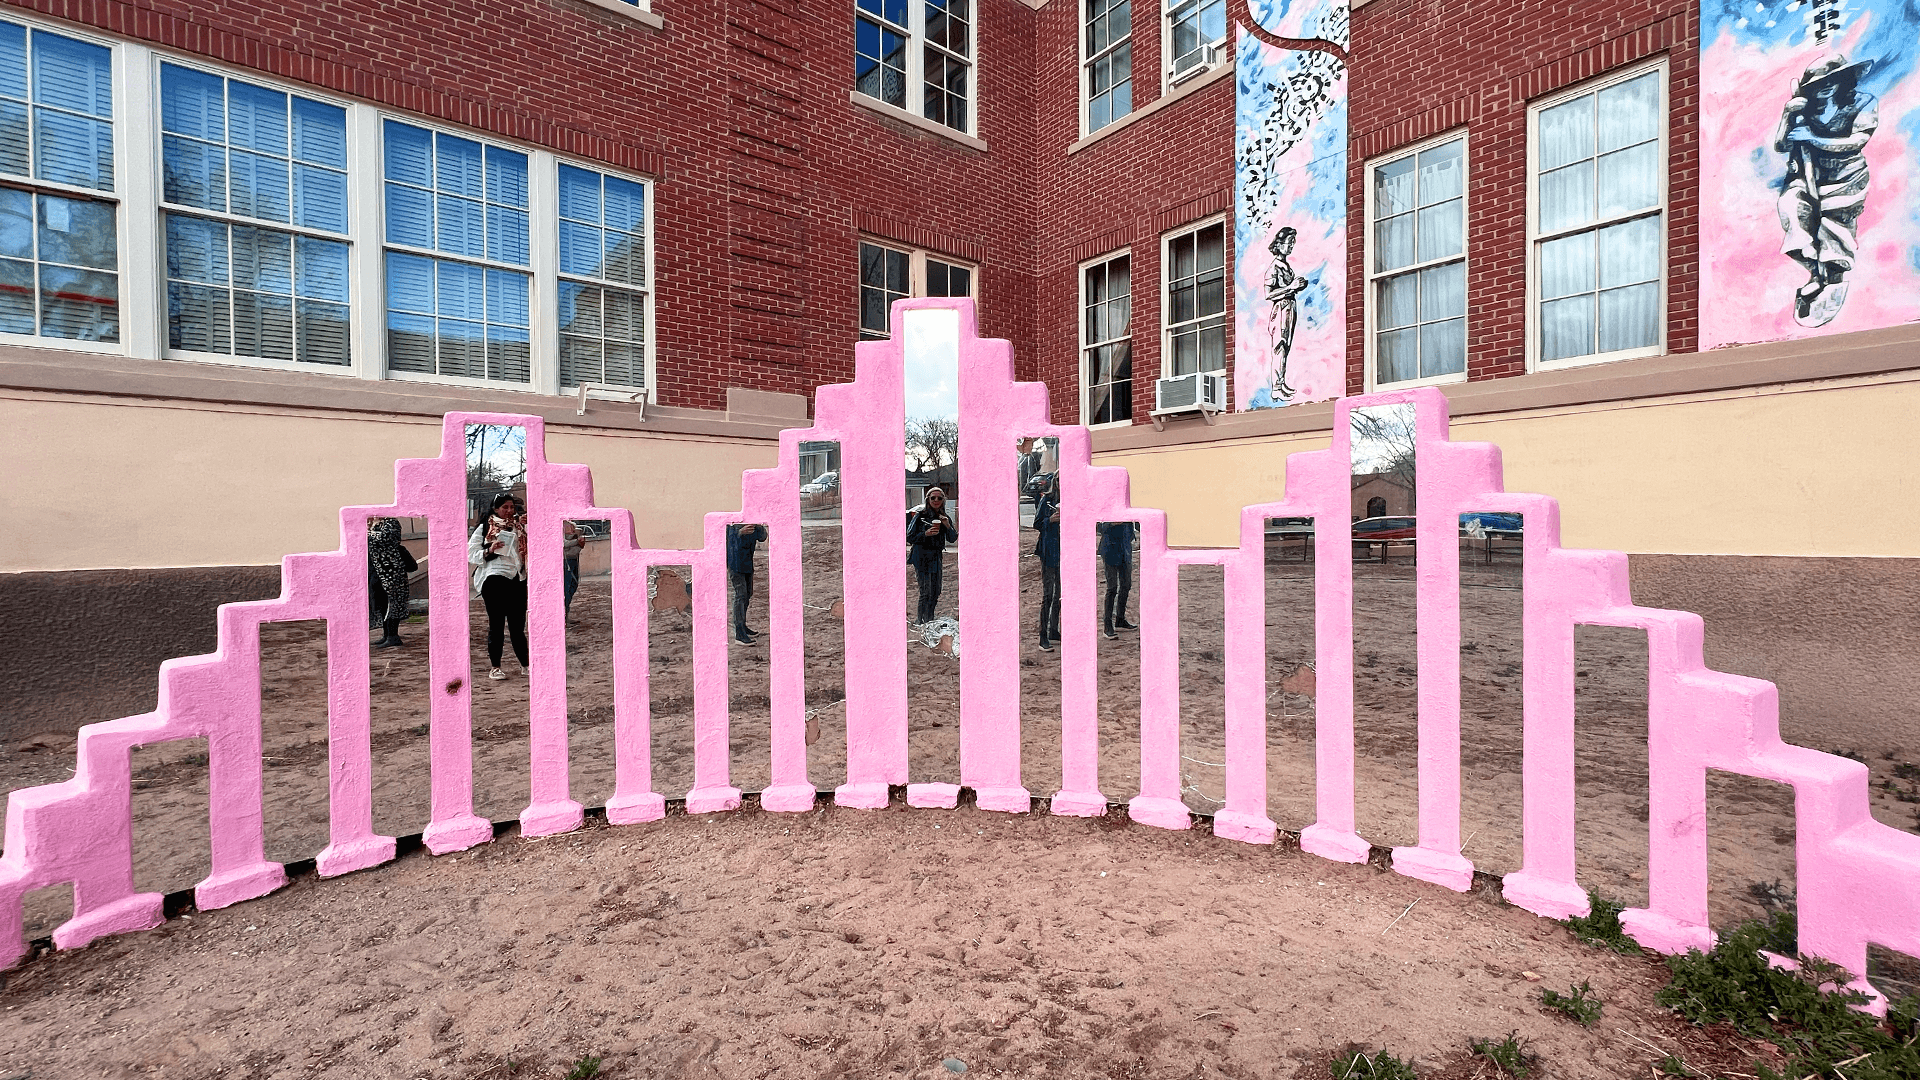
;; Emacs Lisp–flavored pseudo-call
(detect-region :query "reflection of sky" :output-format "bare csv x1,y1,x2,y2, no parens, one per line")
901,308,960,420
466,424,526,480
1349,403,1413,473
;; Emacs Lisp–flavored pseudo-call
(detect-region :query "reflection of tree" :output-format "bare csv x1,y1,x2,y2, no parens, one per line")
904,415,959,473
465,424,526,490
1350,404,1416,502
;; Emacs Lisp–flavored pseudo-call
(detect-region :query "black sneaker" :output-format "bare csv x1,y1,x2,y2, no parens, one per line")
1038,640,1054,652
735,634,759,646
1116,620,1139,631
1102,629,1119,640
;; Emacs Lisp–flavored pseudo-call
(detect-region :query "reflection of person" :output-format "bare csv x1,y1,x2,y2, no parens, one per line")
1264,228,1308,401
468,493,529,681
1773,54,1877,323
1098,520,1137,639
1033,474,1061,652
906,487,958,625
368,518,415,649
726,521,768,646
561,521,584,620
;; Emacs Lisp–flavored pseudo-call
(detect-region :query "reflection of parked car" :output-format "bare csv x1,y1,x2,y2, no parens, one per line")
568,521,602,539
1458,511,1522,535
1351,516,1417,540
1022,473,1052,502
800,470,839,496
1264,516,1315,535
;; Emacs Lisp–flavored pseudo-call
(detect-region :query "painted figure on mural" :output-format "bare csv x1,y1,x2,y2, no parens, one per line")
1774,53,1878,327
1263,227,1308,401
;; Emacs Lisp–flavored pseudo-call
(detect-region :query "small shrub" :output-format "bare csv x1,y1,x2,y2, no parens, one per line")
1561,892,1640,954
1657,1054,1692,1076
563,1054,603,1080
1541,980,1603,1027
1329,1046,1419,1079
1467,1031,1534,1077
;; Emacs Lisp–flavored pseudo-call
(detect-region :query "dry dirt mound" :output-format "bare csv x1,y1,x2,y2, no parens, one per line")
0,802,1767,1080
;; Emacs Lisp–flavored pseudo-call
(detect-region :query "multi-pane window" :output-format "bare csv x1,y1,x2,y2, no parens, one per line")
926,257,970,298
160,63,350,366
1085,0,1132,133
1082,253,1131,425
1164,221,1225,376
558,164,649,389
1166,0,1225,80
382,120,531,384
0,21,117,342
1533,66,1664,365
860,242,909,341
852,0,973,134
1369,136,1465,386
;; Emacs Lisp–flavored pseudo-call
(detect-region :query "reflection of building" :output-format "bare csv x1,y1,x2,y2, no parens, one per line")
799,441,840,487
1350,474,1411,519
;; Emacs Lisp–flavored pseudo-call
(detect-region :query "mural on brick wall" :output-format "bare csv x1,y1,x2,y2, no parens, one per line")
1246,0,1348,46
1701,0,1920,346
1233,28,1347,410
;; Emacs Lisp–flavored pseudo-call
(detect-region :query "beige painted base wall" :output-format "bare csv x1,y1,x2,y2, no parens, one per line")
2,393,778,572
1100,373,1920,558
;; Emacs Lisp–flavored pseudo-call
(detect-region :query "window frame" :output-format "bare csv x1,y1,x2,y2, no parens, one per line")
1078,247,1133,428
1080,0,1133,138
1525,58,1669,374
1161,0,1226,93
1362,128,1470,392
1159,214,1228,380
856,236,977,341
852,0,977,138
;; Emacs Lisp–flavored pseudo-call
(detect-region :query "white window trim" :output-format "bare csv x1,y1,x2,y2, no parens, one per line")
1363,127,1470,393
1078,248,1133,428
1525,57,1668,374
574,0,665,30
1159,213,1228,380
0,22,662,399
1079,0,1132,139
852,0,977,139
1160,0,1227,96
857,237,977,338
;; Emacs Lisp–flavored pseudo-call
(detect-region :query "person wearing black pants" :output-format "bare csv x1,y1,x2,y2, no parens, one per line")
726,521,768,645
1099,519,1137,639
906,487,958,625
1033,474,1061,650
468,492,530,681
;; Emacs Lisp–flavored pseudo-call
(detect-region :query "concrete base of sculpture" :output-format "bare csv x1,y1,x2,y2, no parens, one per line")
1502,870,1591,920
760,784,818,813
522,799,586,837
907,783,960,808
1392,845,1475,892
1213,810,1278,845
606,792,667,824
686,786,744,815
1049,790,1109,817
835,782,891,809
1300,824,1369,863
975,786,1032,813
1127,796,1192,831
1620,907,1717,956
52,892,162,950
195,861,286,911
317,836,397,878
423,814,494,855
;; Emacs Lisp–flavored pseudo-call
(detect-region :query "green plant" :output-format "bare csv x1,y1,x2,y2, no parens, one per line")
1659,914,1920,1080
1329,1046,1419,1079
1541,980,1603,1027
1467,1031,1534,1077
563,1054,603,1080
1561,892,1641,954
1656,1054,1692,1076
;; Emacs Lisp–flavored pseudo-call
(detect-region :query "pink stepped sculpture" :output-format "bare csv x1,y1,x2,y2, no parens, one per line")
4,298,1918,1010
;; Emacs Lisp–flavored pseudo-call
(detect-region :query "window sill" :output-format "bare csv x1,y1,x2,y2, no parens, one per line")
849,93,989,152
574,0,665,28
1370,370,1468,393
1068,60,1233,155
1532,344,1664,374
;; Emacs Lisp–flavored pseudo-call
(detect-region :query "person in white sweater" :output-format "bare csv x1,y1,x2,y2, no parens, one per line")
468,492,529,681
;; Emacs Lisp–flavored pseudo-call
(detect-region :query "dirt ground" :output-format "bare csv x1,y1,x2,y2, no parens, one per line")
0,802,1778,1080
5,527,1918,998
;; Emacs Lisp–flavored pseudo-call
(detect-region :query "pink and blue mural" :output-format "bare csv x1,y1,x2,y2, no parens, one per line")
1245,0,1348,46
1701,0,1920,347
1233,29,1347,410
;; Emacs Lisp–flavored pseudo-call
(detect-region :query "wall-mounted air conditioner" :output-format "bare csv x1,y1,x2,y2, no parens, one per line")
1150,371,1227,428
1170,43,1222,86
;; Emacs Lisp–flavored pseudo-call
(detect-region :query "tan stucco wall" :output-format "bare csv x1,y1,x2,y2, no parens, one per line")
1098,373,1920,557
2,393,774,572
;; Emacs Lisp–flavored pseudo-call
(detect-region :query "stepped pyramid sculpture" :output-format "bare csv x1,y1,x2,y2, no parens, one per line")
4,299,1918,1010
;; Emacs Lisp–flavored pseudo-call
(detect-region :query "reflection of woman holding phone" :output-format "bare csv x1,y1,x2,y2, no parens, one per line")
468,492,529,681
906,487,958,625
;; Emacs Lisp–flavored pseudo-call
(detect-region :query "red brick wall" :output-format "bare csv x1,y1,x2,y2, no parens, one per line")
1344,0,1699,393
0,0,1042,411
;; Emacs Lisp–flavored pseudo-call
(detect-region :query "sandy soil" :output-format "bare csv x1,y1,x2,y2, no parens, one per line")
5,529,1912,965
0,803,1772,1080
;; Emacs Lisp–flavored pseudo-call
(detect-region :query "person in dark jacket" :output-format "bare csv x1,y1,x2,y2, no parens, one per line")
1098,519,1138,639
726,521,768,645
906,487,958,625
368,518,416,648
1033,474,1061,651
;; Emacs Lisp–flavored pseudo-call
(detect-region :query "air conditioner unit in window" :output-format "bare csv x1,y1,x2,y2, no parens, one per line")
1170,42,1223,86
1150,371,1228,428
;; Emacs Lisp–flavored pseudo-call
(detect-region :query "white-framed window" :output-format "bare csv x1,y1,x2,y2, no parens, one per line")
1365,131,1466,389
858,238,973,340
1083,0,1132,134
1162,218,1225,377
1529,61,1665,369
1164,0,1225,84
1080,250,1131,426
0,19,119,346
160,61,352,367
557,164,649,390
853,0,974,135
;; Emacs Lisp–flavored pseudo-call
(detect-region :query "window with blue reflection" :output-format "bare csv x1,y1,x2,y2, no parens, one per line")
159,63,347,232
556,164,648,390
384,252,530,383
0,23,114,192
381,120,528,266
0,185,117,341
163,212,349,365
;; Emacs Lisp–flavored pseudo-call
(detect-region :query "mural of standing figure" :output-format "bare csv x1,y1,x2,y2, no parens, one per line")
1774,54,1878,327
1264,227,1309,401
